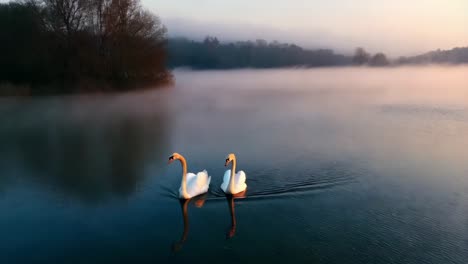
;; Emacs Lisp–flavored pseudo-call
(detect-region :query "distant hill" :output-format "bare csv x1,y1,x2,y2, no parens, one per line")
398,47,468,64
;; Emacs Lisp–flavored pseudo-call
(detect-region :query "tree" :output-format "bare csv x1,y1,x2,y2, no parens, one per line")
43,0,88,36
352,47,370,65
0,2,50,84
203,36,220,46
95,0,168,82
369,52,389,66
0,0,170,94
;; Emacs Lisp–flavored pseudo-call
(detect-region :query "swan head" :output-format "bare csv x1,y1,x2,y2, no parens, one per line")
225,153,236,166
168,152,182,164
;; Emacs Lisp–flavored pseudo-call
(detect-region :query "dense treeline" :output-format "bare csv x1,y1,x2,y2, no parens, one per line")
352,47,390,66
397,47,468,64
0,0,170,94
168,37,468,69
353,46,468,66
168,37,352,69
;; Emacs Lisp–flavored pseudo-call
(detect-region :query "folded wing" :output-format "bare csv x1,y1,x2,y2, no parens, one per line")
221,170,231,192
182,171,211,198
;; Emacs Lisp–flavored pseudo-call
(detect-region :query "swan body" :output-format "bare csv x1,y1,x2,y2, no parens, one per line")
178,170,211,199
221,170,247,194
221,153,247,194
168,153,211,199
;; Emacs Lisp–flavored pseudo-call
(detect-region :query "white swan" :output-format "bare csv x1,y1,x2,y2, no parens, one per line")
221,153,247,194
168,153,211,199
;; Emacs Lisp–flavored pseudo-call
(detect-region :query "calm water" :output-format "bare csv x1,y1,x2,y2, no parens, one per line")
1,67,468,263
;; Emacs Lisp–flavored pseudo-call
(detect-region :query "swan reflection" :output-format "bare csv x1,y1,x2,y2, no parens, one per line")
225,190,246,239
172,194,207,252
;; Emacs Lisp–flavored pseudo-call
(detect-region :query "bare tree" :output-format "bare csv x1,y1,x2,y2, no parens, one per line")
43,0,88,36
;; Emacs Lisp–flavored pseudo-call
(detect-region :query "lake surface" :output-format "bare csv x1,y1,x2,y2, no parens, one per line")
1,67,468,263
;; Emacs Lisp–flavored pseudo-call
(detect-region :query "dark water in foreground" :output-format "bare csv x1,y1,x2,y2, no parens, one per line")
1,67,468,263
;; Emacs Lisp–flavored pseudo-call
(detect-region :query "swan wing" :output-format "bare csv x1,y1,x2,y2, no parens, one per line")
233,170,247,193
235,170,246,185
181,173,198,198
221,170,231,192
186,172,197,182
196,170,211,189
184,170,210,198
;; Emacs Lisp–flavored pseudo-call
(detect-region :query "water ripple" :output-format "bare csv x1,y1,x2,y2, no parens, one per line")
379,104,468,122
160,160,364,201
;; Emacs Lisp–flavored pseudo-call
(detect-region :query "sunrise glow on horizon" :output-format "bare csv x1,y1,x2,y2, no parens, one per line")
146,0,468,56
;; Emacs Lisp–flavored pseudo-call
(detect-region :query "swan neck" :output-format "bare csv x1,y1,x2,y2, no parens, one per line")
229,157,237,193
180,156,189,199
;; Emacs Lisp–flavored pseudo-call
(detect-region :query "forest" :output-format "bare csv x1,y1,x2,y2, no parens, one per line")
397,47,468,64
168,37,353,69
168,38,468,69
0,0,171,94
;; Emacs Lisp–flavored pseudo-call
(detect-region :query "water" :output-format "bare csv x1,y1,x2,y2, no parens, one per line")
1,67,468,263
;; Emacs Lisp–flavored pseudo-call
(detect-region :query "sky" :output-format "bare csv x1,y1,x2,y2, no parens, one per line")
144,0,468,56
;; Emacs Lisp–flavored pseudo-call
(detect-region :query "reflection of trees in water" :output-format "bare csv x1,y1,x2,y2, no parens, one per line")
0,110,169,202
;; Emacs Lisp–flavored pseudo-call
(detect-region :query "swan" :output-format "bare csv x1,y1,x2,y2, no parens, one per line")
221,153,247,194
168,153,211,199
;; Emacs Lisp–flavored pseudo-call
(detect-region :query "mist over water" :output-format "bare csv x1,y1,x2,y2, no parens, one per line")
1,67,468,263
